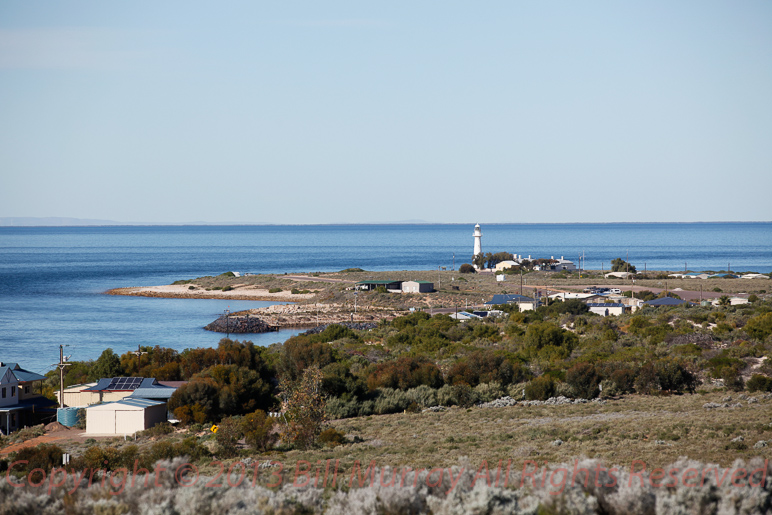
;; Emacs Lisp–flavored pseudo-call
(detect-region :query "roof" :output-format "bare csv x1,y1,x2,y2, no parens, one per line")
485,294,536,305
644,297,688,306
357,280,401,285
128,385,177,400
86,397,166,410
83,377,165,392
587,303,625,308
0,396,57,413
0,362,46,383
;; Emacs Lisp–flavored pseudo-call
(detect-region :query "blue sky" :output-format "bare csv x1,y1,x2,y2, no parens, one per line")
1,1,771,224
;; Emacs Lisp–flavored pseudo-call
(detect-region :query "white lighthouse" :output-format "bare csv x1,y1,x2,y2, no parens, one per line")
473,223,483,257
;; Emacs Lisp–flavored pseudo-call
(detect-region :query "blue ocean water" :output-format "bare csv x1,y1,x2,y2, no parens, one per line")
0,223,770,375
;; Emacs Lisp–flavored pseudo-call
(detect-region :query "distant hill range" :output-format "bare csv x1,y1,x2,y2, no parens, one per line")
0,217,432,227
0,217,126,226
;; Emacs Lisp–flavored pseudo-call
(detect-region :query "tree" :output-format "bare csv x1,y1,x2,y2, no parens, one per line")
486,252,514,269
472,253,487,269
241,409,277,452
718,295,731,307
90,349,122,381
279,365,326,449
214,416,243,458
459,263,476,274
566,363,600,399
611,258,636,274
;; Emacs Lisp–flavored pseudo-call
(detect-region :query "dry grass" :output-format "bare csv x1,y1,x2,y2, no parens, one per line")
228,390,772,480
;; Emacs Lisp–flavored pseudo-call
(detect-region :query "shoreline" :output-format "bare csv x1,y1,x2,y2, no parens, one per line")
106,284,316,302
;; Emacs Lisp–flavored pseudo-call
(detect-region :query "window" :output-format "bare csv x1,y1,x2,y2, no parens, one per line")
10,387,14,397
1,387,5,398
24,386,29,394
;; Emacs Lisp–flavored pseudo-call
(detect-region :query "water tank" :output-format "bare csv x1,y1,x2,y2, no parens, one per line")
56,407,81,427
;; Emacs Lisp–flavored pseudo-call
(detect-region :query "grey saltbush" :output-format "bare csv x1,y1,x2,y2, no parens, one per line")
406,385,439,408
474,381,505,403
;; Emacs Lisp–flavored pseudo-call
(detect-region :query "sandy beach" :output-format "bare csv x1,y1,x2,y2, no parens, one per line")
106,284,317,302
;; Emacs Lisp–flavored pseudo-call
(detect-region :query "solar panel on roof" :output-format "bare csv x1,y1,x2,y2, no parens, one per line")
106,377,143,390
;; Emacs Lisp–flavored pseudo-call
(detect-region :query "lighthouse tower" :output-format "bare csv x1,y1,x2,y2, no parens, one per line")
473,223,483,257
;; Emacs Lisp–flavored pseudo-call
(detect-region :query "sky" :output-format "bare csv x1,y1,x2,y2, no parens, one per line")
1,1,771,224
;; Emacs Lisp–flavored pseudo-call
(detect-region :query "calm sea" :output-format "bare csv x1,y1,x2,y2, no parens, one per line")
1,223,770,375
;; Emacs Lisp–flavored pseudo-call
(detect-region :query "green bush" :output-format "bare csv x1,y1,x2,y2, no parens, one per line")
746,374,772,393
745,312,772,341
318,428,346,447
11,444,65,483
222,285,233,292
565,363,600,399
241,409,277,452
722,367,744,392
215,416,243,458
268,288,282,293
459,263,476,274
656,358,698,393
609,368,636,393
525,376,555,401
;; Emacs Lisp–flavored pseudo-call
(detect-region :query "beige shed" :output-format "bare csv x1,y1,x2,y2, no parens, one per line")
85,398,167,435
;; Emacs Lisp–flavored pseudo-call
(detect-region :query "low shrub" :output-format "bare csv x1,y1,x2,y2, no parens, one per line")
746,374,772,393
474,381,505,402
318,428,346,447
525,376,555,401
326,397,362,419
269,288,282,293
374,388,411,414
138,422,174,439
405,385,438,408
241,409,277,452
215,416,243,458
10,444,65,483
565,362,600,399
436,384,478,407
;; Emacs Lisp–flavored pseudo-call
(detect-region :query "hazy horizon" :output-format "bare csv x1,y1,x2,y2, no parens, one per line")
2,217,771,227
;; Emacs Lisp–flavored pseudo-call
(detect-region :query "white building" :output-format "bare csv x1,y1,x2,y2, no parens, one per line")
494,260,520,272
587,303,626,316
548,292,603,303
402,281,434,293
85,397,168,435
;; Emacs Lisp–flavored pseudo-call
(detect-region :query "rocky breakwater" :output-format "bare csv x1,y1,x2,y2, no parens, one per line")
204,315,277,334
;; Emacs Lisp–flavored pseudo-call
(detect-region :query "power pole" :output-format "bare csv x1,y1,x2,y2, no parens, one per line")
54,345,71,408
132,344,148,372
